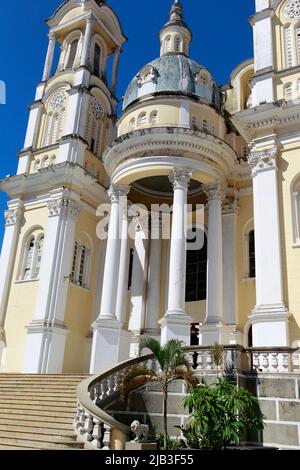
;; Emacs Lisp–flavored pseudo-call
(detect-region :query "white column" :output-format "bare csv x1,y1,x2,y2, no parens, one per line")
250,7,275,106
23,192,80,373
160,168,192,346
80,16,95,68
145,217,162,338
115,208,129,325
205,184,224,324
199,184,225,346
128,224,149,357
42,32,56,82
222,193,238,326
248,148,289,347
110,47,122,97
90,185,131,373
0,200,24,363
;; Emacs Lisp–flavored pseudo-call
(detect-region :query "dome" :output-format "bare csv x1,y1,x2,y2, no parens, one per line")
123,54,222,111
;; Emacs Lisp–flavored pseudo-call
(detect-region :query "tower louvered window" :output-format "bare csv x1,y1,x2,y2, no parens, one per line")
85,98,105,157
66,39,79,70
71,240,90,289
296,26,300,65
43,91,67,148
20,231,45,281
285,26,293,68
93,44,101,78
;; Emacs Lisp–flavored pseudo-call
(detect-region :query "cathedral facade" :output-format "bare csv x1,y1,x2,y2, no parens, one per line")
0,0,300,374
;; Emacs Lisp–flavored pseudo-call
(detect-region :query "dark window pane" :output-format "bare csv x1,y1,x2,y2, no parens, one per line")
185,232,207,302
128,248,134,290
94,44,101,77
66,39,79,69
249,230,256,278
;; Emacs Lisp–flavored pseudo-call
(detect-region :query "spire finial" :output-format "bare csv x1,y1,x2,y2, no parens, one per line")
169,0,183,23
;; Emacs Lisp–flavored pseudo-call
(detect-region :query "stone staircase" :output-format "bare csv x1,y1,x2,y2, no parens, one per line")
0,374,88,450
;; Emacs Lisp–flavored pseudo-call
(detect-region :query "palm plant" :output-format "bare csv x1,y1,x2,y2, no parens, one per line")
121,337,198,450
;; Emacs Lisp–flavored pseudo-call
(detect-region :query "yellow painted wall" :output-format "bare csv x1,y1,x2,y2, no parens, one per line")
0,205,49,372
62,209,101,373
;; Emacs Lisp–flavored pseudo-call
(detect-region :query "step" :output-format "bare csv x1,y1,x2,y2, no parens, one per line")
0,425,76,438
0,437,84,450
0,430,78,443
0,403,77,413
0,418,74,430
0,385,79,391
0,408,76,419
0,392,77,404
0,444,39,450
0,398,77,406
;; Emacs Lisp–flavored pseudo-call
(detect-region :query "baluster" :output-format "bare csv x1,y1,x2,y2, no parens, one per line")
292,352,300,372
78,407,87,436
100,381,107,401
261,353,269,372
114,372,121,393
197,351,203,370
74,402,83,431
91,418,103,449
107,377,114,397
271,353,279,372
206,350,212,370
282,353,290,372
82,412,94,442
102,424,112,450
253,353,259,370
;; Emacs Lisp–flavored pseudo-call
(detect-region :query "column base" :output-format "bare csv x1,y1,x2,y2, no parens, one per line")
199,323,239,346
249,305,291,347
23,321,69,373
90,318,131,373
159,314,192,346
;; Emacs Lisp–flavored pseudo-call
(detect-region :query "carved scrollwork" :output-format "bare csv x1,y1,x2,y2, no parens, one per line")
5,207,24,227
47,199,80,219
248,148,278,177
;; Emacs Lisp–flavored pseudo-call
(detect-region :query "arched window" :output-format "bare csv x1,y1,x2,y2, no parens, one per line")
249,230,256,279
43,91,67,148
284,25,293,68
71,239,91,289
174,36,181,53
42,156,49,168
149,111,158,126
138,112,147,127
202,119,209,131
191,116,199,129
165,35,171,53
93,43,101,78
34,159,41,172
186,231,207,302
34,236,44,279
129,118,135,132
20,230,45,281
292,179,300,244
296,25,300,65
66,38,79,70
85,97,105,157
284,83,293,98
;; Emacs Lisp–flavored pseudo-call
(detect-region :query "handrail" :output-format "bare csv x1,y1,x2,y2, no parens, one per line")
74,345,300,450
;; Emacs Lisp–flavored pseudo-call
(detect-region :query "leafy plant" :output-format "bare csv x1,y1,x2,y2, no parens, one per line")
121,337,198,450
183,378,265,450
211,343,224,378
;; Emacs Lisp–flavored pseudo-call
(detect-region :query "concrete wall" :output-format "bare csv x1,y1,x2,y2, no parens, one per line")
106,371,300,449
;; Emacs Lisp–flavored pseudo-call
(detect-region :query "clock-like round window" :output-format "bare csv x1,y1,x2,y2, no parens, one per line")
284,0,300,19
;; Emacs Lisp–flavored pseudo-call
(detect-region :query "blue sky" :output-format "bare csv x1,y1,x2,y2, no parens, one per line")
0,0,254,243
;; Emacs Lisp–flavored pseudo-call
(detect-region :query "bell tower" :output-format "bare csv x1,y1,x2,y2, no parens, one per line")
0,0,126,374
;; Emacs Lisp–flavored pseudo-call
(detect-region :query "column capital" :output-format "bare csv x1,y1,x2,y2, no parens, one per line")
203,183,226,203
248,147,278,177
47,199,80,219
86,13,96,24
107,185,130,203
222,188,240,215
48,31,56,41
5,206,24,227
169,168,192,191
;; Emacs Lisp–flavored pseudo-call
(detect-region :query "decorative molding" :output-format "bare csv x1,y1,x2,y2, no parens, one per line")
50,91,67,111
107,185,130,203
284,0,300,19
203,183,226,203
5,207,24,227
169,168,192,191
47,199,80,219
91,97,105,120
222,188,240,215
136,66,158,88
248,148,278,177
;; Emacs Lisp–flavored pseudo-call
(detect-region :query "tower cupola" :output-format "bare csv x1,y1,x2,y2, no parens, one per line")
159,0,192,57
